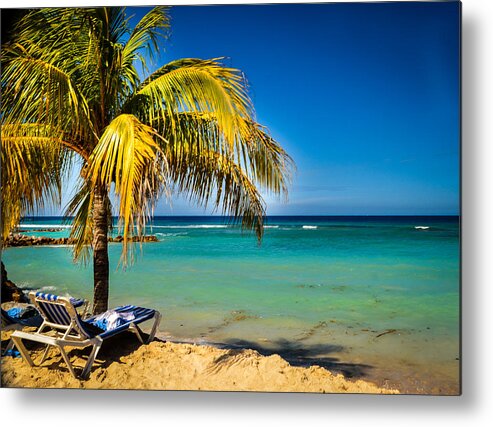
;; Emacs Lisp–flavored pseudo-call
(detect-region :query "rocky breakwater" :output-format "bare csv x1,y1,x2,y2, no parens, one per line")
16,227,66,233
4,233,159,247
5,233,73,247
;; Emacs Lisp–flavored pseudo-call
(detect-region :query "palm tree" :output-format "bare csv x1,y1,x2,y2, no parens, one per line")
1,7,293,314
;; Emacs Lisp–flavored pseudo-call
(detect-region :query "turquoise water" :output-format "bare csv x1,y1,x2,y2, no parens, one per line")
3,216,460,394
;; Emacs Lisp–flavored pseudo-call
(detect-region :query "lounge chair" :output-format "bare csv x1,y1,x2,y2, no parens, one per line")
1,306,43,354
10,292,161,379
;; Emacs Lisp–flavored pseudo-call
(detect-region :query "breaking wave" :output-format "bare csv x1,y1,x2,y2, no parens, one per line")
151,225,229,229
18,224,72,229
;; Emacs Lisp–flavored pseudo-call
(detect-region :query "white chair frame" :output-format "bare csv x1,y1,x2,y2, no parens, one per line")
1,321,23,355
10,293,161,379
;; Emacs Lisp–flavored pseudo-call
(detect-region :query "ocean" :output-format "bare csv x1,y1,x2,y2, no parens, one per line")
3,215,460,394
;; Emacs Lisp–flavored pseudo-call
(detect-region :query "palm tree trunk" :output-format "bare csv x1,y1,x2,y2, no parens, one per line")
92,185,110,314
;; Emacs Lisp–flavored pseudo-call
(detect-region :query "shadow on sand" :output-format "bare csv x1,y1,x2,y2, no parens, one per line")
3,331,371,380
218,338,373,379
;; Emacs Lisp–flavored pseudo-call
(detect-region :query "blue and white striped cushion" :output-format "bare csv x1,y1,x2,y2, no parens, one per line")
35,292,84,307
84,305,156,338
34,292,85,325
70,298,85,308
35,292,59,302
34,292,156,339
35,292,72,325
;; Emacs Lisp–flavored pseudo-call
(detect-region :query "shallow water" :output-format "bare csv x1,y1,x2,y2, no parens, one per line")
3,216,460,394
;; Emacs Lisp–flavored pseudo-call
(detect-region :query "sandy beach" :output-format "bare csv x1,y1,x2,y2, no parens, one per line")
1,329,396,393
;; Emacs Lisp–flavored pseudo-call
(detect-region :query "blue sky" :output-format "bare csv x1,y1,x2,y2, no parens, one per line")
62,2,460,216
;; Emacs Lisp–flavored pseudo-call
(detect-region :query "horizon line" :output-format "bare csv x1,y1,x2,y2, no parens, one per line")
21,214,460,218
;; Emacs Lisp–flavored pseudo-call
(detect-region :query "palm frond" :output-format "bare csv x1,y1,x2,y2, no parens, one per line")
123,6,170,70
131,58,253,150
167,145,267,240
64,180,94,264
154,111,294,196
1,45,95,143
234,120,295,198
86,114,168,264
1,124,70,240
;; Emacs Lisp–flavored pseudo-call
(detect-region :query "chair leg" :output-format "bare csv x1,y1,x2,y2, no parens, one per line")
80,339,102,379
39,344,51,364
58,345,78,379
147,312,161,343
129,324,145,344
2,324,22,356
2,339,15,355
10,336,35,367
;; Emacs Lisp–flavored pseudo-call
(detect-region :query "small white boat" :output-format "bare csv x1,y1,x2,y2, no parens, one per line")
414,226,430,230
